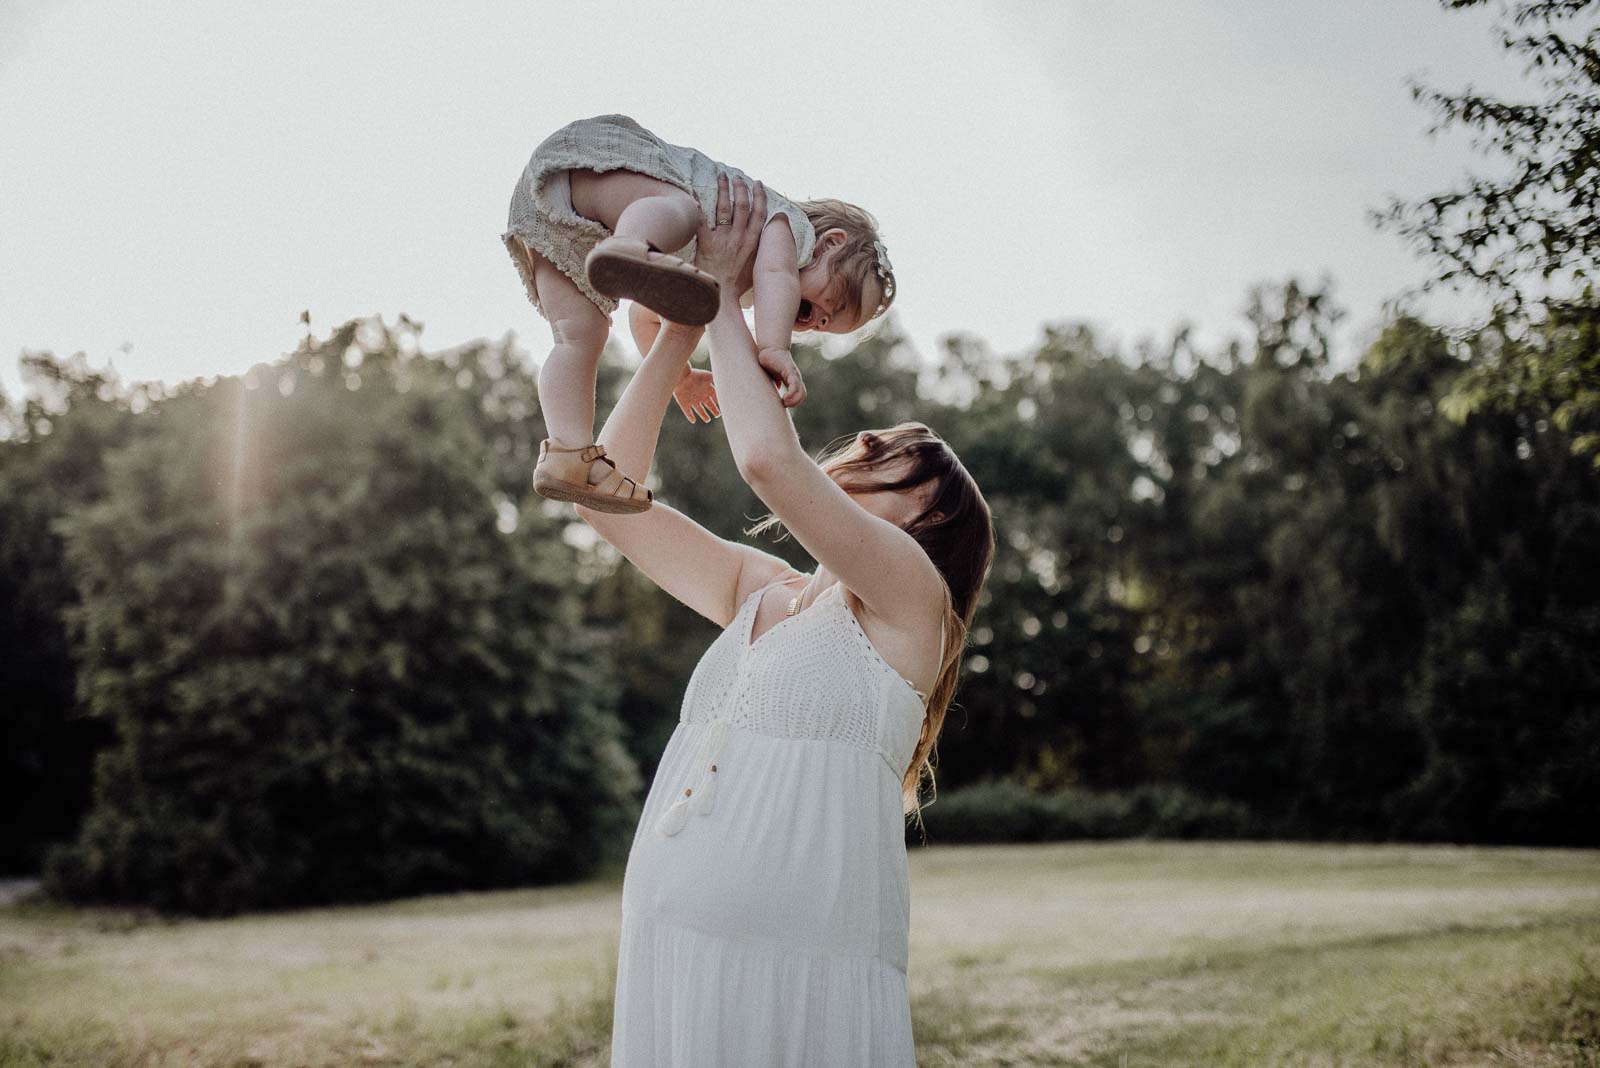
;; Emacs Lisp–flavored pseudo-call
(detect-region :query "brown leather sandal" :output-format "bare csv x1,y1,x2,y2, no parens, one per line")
533,438,653,514
585,236,720,326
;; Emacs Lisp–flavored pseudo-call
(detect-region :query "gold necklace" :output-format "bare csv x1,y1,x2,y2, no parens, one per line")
786,571,819,616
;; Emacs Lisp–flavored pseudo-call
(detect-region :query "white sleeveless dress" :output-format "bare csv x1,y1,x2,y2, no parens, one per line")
609,577,927,1067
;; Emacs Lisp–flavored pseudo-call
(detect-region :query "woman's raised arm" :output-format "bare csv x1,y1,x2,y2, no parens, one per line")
695,175,946,631
573,264,790,627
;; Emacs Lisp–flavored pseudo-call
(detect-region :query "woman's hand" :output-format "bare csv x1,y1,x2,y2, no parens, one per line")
695,171,766,291
695,173,798,400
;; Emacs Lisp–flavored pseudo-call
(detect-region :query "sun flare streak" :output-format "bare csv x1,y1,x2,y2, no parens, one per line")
225,380,251,582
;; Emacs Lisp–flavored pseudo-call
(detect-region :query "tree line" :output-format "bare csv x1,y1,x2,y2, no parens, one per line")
1,275,1595,914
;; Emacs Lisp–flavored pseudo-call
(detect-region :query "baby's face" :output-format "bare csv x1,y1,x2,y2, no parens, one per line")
795,258,878,336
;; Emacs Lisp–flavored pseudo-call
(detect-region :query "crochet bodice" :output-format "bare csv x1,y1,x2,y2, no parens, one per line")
680,579,927,785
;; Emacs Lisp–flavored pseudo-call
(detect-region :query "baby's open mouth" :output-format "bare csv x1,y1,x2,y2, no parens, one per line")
796,300,815,328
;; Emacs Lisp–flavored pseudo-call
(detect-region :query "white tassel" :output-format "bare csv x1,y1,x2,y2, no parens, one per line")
659,722,727,837
656,789,692,837
690,764,717,816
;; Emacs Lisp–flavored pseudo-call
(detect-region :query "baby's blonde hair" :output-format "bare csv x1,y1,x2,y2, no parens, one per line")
798,199,896,328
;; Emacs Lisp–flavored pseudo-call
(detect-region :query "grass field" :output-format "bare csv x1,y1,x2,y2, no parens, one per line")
2,842,1598,1067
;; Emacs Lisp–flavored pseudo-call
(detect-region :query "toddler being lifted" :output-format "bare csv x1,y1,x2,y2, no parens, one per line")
502,113,895,514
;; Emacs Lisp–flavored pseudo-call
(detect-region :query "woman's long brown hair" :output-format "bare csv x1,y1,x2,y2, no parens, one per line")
748,422,995,827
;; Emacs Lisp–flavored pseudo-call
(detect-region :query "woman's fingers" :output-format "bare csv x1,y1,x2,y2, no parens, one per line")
731,174,750,228
729,177,763,271
712,172,731,229
696,173,765,283
752,180,768,230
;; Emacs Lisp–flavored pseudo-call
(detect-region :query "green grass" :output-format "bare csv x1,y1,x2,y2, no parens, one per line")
3,842,1598,1066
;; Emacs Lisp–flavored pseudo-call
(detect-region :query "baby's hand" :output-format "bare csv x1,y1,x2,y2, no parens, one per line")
757,347,807,408
673,366,721,424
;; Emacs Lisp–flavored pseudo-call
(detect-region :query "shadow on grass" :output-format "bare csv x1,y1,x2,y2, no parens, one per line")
910,985,1030,1066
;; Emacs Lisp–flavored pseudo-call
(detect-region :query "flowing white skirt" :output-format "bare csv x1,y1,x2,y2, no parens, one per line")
609,719,917,1067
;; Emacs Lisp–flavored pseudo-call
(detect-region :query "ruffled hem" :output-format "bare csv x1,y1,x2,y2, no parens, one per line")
610,914,915,1067
501,227,618,319
502,153,622,319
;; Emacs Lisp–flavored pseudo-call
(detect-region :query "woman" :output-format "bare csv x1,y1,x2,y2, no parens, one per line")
575,173,995,1066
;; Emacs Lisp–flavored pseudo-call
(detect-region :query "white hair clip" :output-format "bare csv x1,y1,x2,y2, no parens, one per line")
870,239,895,318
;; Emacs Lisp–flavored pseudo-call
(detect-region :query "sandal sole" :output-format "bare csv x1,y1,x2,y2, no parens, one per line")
534,472,652,514
586,251,719,326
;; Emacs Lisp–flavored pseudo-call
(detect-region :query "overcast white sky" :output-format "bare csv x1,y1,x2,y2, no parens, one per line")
1,0,1527,398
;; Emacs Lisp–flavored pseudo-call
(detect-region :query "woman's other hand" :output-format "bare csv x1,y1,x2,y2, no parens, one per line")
695,171,766,292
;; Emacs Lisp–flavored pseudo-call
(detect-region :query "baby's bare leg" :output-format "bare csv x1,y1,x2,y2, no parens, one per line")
570,170,701,254
529,246,610,467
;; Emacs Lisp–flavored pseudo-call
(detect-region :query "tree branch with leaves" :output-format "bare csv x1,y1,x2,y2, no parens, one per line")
1372,0,1600,463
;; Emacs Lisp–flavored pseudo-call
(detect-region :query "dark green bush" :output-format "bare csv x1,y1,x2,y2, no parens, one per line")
914,780,1256,844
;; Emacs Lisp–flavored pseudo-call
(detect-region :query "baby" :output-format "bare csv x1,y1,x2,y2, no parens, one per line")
502,113,896,514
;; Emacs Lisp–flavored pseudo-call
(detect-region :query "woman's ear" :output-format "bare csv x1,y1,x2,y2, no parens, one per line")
858,430,883,453
821,227,849,253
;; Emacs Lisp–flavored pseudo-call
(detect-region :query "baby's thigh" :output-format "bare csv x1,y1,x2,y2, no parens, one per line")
568,169,700,230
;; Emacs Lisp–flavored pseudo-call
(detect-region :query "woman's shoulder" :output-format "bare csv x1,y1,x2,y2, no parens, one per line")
838,583,943,698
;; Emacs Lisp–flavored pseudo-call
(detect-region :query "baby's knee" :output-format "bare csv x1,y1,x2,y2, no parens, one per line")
551,312,610,357
664,188,703,227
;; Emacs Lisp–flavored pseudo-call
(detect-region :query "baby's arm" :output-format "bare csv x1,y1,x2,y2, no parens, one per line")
750,215,806,407
753,216,800,350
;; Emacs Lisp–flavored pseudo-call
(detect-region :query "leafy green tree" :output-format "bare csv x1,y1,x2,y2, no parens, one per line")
0,354,144,873
43,320,639,915
926,323,1153,793
1373,0,1600,461
1135,286,1600,842
1368,315,1600,842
